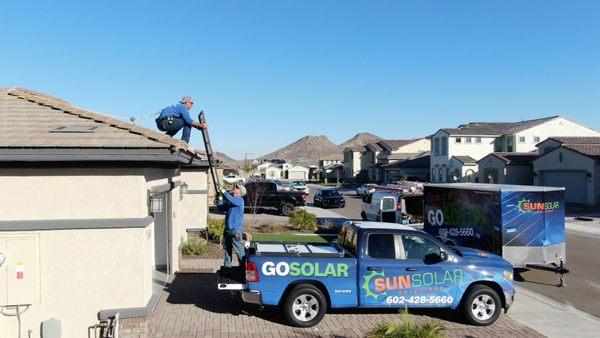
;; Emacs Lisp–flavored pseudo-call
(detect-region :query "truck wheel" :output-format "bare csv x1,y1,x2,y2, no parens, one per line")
361,211,367,221
280,203,295,216
462,285,502,326
283,284,327,327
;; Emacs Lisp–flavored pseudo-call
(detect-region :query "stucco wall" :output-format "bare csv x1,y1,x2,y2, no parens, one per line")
505,165,533,185
478,155,506,183
393,138,431,154
0,226,150,338
515,117,600,153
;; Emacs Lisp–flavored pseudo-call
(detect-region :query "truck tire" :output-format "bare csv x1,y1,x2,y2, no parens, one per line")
280,203,295,216
361,211,367,221
283,284,327,327
462,284,502,326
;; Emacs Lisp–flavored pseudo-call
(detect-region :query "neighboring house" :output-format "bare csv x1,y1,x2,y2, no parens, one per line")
533,137,600,205
430,116,600,183
366,139,430,182
478,152,537,185
449,156,478,182
343,145,367,181
265,165,282,180
0,87,209,337
287,165,310,180
381,153,430,182
319,155,342,168
322,163,344,183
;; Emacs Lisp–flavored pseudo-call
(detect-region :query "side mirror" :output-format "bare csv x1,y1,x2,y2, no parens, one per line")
0,252,5,267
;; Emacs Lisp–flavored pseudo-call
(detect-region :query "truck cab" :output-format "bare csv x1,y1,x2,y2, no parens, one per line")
218,221,515,327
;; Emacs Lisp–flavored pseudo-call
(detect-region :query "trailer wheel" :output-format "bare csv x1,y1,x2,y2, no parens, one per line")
280,203,295,216
283,284,327,327
462,285,502,326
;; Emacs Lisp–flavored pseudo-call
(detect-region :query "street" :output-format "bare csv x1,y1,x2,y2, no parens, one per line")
306,184,600,319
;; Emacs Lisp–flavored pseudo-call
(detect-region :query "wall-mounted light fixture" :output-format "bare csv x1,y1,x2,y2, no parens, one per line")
149,193,164,213
180,182,189,200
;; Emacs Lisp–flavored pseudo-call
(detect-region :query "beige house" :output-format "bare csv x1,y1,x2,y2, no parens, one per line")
477,152,537,185
430,116,600,183
287,165,310,180
381,153,430,182
0,87,209,337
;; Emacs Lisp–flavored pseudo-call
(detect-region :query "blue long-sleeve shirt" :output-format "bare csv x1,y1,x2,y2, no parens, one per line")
159,103,193,125
217,191,245,231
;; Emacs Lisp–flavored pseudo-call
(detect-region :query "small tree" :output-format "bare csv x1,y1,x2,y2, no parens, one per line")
246,183,266,227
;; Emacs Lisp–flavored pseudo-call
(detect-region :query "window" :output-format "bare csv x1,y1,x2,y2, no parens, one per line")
434,138,440,156
519,136,526,143
441,137,448,156
401,235,441,260
338,226,357,254
455,137,461,143
465,137,472,143
368,234,396,259
533,136,541,143
475,137,482,143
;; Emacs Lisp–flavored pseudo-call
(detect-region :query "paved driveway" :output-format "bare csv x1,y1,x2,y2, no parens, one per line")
149,273,542,338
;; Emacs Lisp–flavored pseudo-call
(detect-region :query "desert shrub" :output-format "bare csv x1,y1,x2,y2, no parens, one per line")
289,209,317,232
259,222,288,233
207,218,225,243
368,310,445,338
181,240,211,256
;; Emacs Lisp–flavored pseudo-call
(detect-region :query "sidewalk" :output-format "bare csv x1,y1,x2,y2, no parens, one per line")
311,205,600,338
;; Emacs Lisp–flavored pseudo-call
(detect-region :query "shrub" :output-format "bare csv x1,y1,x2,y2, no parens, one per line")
181,240,211,256
368,309,445,338
289,210,317,232
207,218,225,243
259,222,288,233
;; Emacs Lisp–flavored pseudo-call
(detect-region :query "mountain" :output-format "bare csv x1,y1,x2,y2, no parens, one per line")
337,132,383,150
259,135,338,164
216,152,241,168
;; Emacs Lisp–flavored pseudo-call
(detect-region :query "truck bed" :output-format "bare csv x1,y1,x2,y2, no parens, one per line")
249,242,352,258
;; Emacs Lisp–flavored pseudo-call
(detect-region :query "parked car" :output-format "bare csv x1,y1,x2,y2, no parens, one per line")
224,174,245,184
361,190,423,223
243,181,307,216
356,183,376,197
218,221,515,327
290,181,309,194
314,189,345,208
273,179,291,192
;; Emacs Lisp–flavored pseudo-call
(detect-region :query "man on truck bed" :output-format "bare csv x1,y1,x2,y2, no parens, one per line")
218,184,247,267
155,96,206,143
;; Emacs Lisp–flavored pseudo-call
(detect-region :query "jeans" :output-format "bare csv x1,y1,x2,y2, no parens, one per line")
223,229,246,268
157,117,191,143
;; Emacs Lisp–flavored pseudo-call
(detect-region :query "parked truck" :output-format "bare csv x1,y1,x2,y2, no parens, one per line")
243,181,308,216
218,221,515,327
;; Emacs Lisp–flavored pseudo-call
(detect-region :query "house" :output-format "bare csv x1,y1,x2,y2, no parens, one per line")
0,87,209,337
477,152,537,185
533,137,600,204
343,145,368,181
321,163,344,183
345,139,430,183
381,153,430,182
287,165,310,180
319,154,342,168
430,116,600,183
264,165,282,180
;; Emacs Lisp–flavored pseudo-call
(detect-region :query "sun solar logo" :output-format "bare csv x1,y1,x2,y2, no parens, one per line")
517,199,560,213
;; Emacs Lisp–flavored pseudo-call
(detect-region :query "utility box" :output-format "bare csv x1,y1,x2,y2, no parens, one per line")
0,234,40,305
423,183,566,268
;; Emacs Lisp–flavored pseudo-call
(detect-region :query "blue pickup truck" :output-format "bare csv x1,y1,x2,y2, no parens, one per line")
218,221,515,327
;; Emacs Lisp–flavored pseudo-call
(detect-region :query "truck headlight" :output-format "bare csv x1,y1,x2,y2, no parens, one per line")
503,270,513,280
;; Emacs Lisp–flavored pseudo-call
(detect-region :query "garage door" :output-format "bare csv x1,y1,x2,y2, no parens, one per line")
542,171,587,204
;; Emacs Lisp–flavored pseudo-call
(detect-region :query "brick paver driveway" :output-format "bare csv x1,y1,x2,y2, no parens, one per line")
149,273,543,338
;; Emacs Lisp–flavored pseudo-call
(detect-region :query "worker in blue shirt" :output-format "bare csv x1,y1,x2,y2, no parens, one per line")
155,96,206,143
217,183,247,267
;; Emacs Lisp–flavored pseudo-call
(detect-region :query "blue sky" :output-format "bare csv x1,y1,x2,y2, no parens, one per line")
1,1,599,159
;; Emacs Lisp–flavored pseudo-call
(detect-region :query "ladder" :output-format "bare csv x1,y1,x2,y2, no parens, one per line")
198,111,221,195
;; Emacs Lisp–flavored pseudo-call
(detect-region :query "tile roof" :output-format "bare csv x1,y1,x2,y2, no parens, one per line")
562,144,600,159
452,155,477,164
441,116,559,136
482,152,537,164
366,143,384,152
0,87,204,160
547,136,600,145
378,139,422,151
381,154,430,169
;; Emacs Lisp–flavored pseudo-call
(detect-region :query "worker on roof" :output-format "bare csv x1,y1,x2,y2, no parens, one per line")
155,96,206,143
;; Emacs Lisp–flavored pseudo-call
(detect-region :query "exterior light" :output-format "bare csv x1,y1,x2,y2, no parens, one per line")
149,193,164,213
180,182,189,199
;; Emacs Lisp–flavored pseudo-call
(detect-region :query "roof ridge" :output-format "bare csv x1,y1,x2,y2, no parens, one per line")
6,87,202,158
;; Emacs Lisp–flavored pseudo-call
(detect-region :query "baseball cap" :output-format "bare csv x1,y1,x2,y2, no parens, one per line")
237,184,247,197
181,96,195,104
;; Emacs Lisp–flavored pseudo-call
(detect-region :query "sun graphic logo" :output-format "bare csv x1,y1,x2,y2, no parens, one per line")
517,198,530,213
361,270,386,300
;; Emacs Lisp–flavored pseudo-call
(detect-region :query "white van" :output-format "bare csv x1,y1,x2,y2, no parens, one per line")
361,190,424,223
